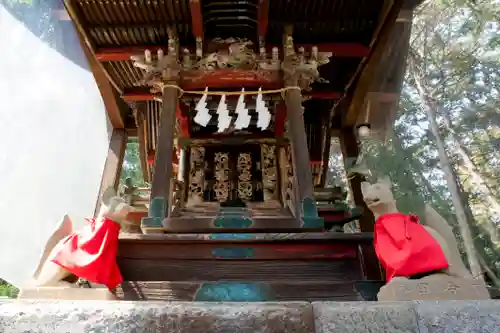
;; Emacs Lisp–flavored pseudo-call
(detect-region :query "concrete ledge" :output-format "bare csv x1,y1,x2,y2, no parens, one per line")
313,301,500,333
1,300,499,332
18,287,116,300
0,301,314,333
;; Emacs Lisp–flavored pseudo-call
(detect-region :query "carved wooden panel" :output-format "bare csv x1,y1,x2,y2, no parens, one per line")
188,147,206,203
260,144,278,201
237,152,253,201
204,145,263,202
214,152,230,202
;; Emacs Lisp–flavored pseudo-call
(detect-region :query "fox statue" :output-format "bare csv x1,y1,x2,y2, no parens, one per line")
361,176,489,301
29,187,133,288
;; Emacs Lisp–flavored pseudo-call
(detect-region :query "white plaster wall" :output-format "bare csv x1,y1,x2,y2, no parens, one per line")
0,6,111,287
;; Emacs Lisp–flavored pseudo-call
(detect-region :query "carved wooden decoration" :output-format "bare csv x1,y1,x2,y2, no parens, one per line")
281,35,331,89
261,144,277,201
237,152,253,201
280,145,297,215
214,152,230,202
188,147,206,203
130,36,331,92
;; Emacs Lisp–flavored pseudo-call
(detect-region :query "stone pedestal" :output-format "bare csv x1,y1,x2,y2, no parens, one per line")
18,287,116,301
377,274,490,301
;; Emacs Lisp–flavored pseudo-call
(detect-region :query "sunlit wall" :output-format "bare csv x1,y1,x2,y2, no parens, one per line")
0,2,111,286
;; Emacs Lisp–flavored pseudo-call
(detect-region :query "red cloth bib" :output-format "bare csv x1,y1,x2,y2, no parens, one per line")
50,217,123,290
374,213,449,282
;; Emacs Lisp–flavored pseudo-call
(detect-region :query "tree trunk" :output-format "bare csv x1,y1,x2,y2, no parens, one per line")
440,112,500,244
409,56,483,279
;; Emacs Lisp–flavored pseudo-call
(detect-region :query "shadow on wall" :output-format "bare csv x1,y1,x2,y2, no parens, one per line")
0,1,112,287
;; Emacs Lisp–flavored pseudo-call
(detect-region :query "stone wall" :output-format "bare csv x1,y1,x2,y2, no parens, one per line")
1,300,499,332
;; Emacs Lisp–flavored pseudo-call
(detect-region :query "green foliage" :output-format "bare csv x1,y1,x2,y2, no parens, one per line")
119,138,149,189
329,0,500,281
0,279,18,298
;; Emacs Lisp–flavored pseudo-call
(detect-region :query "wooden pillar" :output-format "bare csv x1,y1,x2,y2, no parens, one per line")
284,88,314,202
149,85,179,216
339,127,382,281
339,127,375,232
284,86,323,228
94,129,127,215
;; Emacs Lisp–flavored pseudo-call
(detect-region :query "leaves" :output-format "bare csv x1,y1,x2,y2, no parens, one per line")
328,0,500,282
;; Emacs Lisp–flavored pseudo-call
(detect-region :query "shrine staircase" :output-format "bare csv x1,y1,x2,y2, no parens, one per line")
116,199,380,302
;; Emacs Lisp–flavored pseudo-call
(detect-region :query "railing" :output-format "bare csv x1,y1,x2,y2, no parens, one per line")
122,180,186,217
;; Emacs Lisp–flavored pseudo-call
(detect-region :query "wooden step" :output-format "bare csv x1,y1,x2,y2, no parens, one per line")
116,232,378,301
161,216,306,233
114,280,364,302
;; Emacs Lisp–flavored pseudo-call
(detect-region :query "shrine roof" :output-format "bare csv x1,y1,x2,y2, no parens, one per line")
64,0,423,182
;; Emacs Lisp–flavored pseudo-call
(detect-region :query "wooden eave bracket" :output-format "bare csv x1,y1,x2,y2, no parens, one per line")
342,0,405,127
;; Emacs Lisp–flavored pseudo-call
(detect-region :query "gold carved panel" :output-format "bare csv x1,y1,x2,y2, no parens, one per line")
188,147,205,202
260,144,277,200
237,152,253,201
214,152,230,202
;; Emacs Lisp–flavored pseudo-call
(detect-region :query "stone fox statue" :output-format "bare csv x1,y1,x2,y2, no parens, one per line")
361,176,472,279
30,187,133,289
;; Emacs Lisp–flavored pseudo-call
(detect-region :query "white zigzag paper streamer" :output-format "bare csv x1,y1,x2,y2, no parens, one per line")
256,88,271,130
193,87,211,127
216,94,231,132
234,88,251,130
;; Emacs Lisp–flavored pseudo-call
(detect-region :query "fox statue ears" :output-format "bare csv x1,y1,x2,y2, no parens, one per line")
378,176,392,188
360,176,392,189
101,187,117,207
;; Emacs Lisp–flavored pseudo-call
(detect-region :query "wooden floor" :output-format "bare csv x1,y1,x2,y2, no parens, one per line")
115,232,378,301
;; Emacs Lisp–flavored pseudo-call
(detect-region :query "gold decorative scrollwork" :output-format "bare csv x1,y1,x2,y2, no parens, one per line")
279,145,297,216
260,144,277,200
188,147,205,202
214,152,230,202
237,152,253,201
286,145,294,199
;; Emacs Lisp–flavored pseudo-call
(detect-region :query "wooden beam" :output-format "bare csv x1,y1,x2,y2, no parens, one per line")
63,0,126,128
122,90,398,103
343,0,405,126
94,129,127,216
189,0,204,39
122,89,344,102
257,0,270,40
95,43,369,62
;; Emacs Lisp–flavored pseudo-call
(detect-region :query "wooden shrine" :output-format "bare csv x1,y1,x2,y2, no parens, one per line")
61,0,423,301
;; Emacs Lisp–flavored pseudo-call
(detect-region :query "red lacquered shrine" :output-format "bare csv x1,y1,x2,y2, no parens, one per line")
62,0,422,301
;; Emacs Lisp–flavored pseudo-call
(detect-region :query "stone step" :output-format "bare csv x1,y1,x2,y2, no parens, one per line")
2,300,498,332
